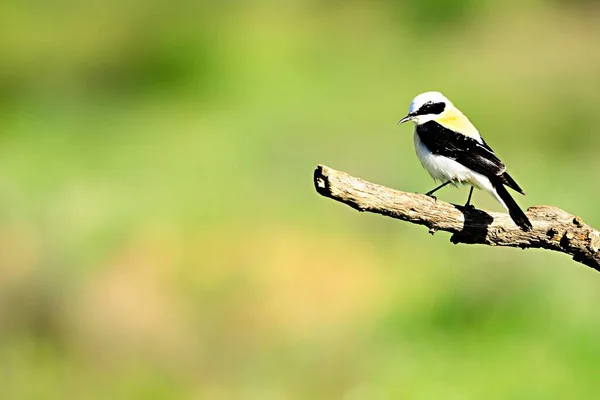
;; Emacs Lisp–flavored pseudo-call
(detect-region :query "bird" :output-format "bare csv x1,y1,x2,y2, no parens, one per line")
398,91,532,231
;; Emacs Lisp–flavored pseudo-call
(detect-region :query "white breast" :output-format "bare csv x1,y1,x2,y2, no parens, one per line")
413,130,491,191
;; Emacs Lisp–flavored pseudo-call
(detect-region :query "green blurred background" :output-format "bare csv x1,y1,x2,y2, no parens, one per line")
1,0,600,398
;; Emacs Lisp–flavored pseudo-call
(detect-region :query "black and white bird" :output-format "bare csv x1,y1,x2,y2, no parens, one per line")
398,91,532,231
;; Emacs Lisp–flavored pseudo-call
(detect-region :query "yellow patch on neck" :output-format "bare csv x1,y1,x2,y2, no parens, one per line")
436,108,480,138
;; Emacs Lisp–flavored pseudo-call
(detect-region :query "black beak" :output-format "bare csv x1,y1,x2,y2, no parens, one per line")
398,114,412,124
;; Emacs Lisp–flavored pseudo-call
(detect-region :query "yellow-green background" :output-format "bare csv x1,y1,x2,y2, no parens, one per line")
1,1,600,399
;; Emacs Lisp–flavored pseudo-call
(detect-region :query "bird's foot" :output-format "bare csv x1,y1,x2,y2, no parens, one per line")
463,203,475,210
426,194,437,201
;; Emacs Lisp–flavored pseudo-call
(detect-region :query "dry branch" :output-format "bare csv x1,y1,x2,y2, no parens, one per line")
313,164,600,271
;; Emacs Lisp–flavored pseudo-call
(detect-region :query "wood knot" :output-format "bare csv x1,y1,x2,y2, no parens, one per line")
561,231,575,248
565,231,574,240
547,227,559,239
573,216,584,227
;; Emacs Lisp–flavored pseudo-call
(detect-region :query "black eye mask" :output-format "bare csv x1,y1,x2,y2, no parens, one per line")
414,101,446,116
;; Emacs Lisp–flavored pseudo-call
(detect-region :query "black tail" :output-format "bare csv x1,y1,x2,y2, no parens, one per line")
501,172,525,195
492,179,532,231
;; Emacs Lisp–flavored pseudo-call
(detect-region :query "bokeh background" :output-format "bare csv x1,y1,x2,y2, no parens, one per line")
1,0,600,398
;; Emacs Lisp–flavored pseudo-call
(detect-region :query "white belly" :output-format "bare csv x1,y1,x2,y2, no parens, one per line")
413,131,490,190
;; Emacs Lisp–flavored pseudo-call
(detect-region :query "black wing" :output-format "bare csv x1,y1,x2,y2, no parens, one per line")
417,121,524,194
417,121,505,176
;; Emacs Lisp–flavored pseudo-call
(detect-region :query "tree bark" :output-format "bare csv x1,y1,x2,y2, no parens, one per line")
313,164,600,271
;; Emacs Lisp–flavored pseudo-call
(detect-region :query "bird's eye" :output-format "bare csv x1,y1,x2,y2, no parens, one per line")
417,102,446,116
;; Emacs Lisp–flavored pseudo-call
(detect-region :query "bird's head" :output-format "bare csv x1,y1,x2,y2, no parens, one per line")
398,91,453,126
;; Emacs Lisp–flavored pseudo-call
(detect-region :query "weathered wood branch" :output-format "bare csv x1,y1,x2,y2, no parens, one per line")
313,164,600,271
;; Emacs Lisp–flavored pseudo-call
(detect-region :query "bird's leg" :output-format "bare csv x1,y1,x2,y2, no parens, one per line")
464,186,475,209
425,181,451,200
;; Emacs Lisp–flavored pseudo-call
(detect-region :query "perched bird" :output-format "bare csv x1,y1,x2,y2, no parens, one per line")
398,91,532,231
